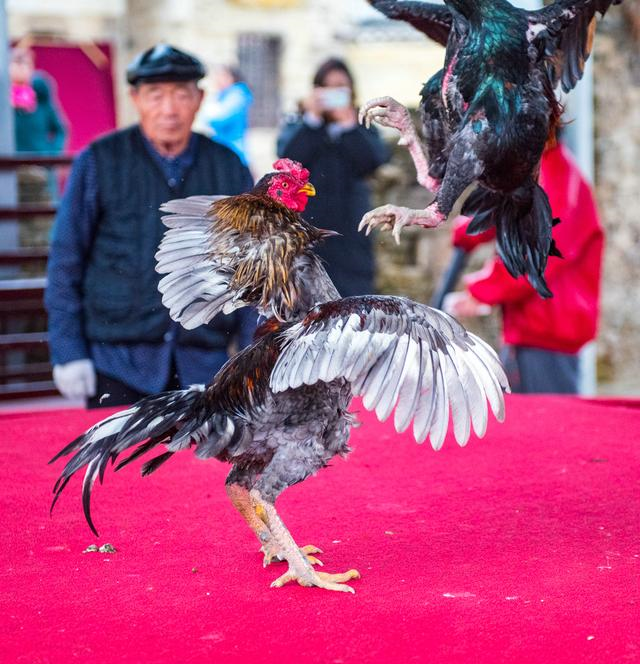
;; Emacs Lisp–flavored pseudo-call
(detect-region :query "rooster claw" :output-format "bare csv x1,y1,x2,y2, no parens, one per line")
359,204,446,242
358,204,414,243
358,96,412,135
271,568,360,593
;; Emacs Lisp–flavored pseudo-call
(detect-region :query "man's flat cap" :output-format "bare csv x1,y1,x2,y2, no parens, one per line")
126,44,206,86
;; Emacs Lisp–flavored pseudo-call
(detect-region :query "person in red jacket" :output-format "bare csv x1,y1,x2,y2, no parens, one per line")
444,142,604,393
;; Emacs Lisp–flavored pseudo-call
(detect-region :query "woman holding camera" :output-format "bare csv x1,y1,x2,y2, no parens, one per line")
277,58,389,297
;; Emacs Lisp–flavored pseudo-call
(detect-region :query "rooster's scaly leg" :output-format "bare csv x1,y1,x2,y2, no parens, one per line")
226,483,323,567
359,123,484,244
226,482,273,548
250,489,360,593
359,96,440,192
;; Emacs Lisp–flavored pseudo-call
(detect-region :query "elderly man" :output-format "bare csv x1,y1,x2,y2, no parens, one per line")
46,44,255,408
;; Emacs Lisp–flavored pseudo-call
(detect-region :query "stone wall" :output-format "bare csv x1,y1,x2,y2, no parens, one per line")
593,2,640,393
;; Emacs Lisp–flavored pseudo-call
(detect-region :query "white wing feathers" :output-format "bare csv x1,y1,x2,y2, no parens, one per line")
155,196,246,329
270,298,509,450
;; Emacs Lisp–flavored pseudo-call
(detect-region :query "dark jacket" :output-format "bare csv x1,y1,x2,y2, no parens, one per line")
277,118,389,296
82,125,250,347
46,126,254,372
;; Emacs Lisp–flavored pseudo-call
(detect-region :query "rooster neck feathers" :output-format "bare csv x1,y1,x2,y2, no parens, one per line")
210,194,325,244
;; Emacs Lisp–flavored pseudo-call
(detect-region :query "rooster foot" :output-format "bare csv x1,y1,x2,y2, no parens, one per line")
359,96,413,136
271,567,360,593
359,96,440,194
358,203,446,243
261,543,324,568
249,490,357,592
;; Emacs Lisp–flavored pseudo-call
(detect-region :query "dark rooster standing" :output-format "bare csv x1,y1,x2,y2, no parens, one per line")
359,0,622,297
50,159,509,593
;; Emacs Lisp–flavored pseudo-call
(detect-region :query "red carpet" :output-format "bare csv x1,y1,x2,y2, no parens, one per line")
1,395,639,663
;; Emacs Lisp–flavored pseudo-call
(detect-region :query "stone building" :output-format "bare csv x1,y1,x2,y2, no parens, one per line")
7,0,640,393
593,1,640,393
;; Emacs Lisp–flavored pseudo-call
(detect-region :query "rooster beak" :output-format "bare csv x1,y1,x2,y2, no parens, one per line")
298,182,316,197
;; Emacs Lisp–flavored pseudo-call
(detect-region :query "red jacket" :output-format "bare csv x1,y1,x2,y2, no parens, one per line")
453,144,604,354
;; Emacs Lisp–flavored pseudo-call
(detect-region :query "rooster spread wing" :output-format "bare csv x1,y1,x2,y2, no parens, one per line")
156,195,241,328
367,0,453,46
270,295,509,451
156,195,330,327
528,0,622,92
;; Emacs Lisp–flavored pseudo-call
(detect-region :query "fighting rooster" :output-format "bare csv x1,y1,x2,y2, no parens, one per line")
359,0,622,297
50,159,509,593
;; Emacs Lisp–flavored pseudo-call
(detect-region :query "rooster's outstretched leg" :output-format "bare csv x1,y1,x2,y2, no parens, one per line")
359,96,440,192
250,489,360,593
359,123,483,243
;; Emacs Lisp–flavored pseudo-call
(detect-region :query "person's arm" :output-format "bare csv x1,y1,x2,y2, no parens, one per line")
45,149,98,364
465,259,537,305
239,161,254,192
45,101,67,153
451,215,497,252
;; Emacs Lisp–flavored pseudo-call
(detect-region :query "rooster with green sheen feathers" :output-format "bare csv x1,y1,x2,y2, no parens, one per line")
359,0,622,298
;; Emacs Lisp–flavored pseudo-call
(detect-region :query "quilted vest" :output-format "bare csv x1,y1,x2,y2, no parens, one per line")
83,125,250,347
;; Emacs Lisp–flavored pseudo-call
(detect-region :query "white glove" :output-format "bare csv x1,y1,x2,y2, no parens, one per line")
53,359,97,400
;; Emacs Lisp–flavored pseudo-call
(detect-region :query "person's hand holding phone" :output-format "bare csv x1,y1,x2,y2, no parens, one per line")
301,88,325,121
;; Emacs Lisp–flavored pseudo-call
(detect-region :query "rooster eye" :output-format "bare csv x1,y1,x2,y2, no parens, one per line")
281,182,288,188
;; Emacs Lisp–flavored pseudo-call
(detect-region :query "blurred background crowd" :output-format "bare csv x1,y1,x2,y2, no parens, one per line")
1,0,639,406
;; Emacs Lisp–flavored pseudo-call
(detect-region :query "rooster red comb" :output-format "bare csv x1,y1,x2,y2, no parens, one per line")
273,158,310,183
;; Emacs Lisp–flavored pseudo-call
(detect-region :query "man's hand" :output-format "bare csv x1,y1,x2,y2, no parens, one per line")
442,291,492,318
53,359,97,400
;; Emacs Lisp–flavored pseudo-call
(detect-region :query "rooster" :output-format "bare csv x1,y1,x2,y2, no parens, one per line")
359,0,622,298
50,159,509,593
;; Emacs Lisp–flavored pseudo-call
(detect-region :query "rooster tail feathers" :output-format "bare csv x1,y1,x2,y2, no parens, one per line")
462,182,561,299
50,385,250,534
49,387,209,535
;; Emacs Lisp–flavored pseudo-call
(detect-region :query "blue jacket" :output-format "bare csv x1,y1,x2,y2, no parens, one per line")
206,82,253,165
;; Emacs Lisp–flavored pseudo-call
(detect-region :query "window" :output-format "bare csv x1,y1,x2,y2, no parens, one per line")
237,33,282,128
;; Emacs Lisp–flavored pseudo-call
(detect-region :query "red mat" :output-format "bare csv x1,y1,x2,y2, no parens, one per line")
1,396,639,664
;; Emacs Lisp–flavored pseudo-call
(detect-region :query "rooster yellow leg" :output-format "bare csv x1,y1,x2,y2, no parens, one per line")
226,483,323,567
250,489,360,593
226,482,272,544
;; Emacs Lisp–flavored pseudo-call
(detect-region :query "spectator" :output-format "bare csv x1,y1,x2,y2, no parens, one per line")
9,46,67,154
201,64,253,165
45,44,255,408
444,142,604,394
277,57,389,297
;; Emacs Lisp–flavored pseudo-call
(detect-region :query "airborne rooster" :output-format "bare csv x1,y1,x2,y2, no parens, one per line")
359,0,622,298
50,159,509,593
